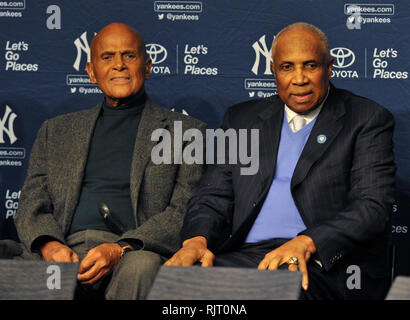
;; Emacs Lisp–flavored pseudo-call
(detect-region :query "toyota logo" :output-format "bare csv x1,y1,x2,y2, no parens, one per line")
146,43,167,64
330,47,355,68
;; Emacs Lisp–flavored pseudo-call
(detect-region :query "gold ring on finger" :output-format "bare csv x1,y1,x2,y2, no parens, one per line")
287,256,299,265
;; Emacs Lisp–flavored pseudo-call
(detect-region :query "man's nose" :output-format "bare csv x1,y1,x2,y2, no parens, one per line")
292,67,308,86
113,54,126,70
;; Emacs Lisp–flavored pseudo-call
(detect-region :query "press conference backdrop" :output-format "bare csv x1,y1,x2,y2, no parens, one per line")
0,0,409,275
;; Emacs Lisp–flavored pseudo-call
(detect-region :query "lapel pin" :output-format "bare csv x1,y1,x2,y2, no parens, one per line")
317,134,327,144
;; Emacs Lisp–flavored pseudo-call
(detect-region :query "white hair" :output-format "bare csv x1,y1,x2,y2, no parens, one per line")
271,22,331,64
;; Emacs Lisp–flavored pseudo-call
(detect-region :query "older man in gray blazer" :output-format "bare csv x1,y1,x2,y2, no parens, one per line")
14,22,205,300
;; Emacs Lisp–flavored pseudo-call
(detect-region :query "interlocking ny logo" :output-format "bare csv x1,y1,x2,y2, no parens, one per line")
330,47,356,68
0,105,18,144
251,35,273,75
146,44,168,64
73,31,93,71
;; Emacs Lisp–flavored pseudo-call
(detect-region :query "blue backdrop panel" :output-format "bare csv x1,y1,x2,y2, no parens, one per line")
1,0,409,275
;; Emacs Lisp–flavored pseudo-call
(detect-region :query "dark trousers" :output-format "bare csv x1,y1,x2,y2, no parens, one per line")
213,239,390,300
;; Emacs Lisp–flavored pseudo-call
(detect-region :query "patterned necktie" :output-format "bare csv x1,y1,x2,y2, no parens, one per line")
292,114,306,132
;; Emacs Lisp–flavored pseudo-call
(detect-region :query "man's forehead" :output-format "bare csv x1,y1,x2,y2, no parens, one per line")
278,26,320,41
94,30,140,46
91,27,142,57
94,36,140,50
93,23,138,41
274,30,324,60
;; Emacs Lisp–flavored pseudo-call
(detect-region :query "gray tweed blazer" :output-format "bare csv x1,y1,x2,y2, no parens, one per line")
15,99,206,258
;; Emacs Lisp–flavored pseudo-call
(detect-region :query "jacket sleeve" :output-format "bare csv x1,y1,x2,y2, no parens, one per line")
180,109,236,252
14,121,66,255
300,106,396,271
119,121,208,257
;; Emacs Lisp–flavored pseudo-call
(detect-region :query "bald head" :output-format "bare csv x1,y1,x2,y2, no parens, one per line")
272,22,330,64
90,23,147,61
85,22,152,107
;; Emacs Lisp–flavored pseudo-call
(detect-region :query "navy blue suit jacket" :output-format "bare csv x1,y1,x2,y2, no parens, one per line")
181,84,396,278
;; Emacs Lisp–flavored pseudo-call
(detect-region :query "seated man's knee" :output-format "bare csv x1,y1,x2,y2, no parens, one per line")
116,250,162,278
106,250,163,300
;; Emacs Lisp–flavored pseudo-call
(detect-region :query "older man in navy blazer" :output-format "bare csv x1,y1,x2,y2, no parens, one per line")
166,22,396,300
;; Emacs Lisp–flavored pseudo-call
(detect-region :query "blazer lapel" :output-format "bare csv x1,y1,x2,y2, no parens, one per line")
291,87,346,189
62,103,102,234
222,98,283,250
253,99,284,205
129,99,168,219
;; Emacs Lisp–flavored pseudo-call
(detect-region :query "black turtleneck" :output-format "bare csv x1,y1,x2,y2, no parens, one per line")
69,91,146,235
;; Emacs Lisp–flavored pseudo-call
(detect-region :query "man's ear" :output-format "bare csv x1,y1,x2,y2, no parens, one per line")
86,62,96,83
145,58,152,80
327,57,334,80
270,62,276,79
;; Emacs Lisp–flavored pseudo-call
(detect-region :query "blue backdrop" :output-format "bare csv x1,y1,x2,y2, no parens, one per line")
1,0,409,276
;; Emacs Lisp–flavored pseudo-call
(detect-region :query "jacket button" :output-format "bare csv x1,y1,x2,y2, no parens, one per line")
252,202,256,206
